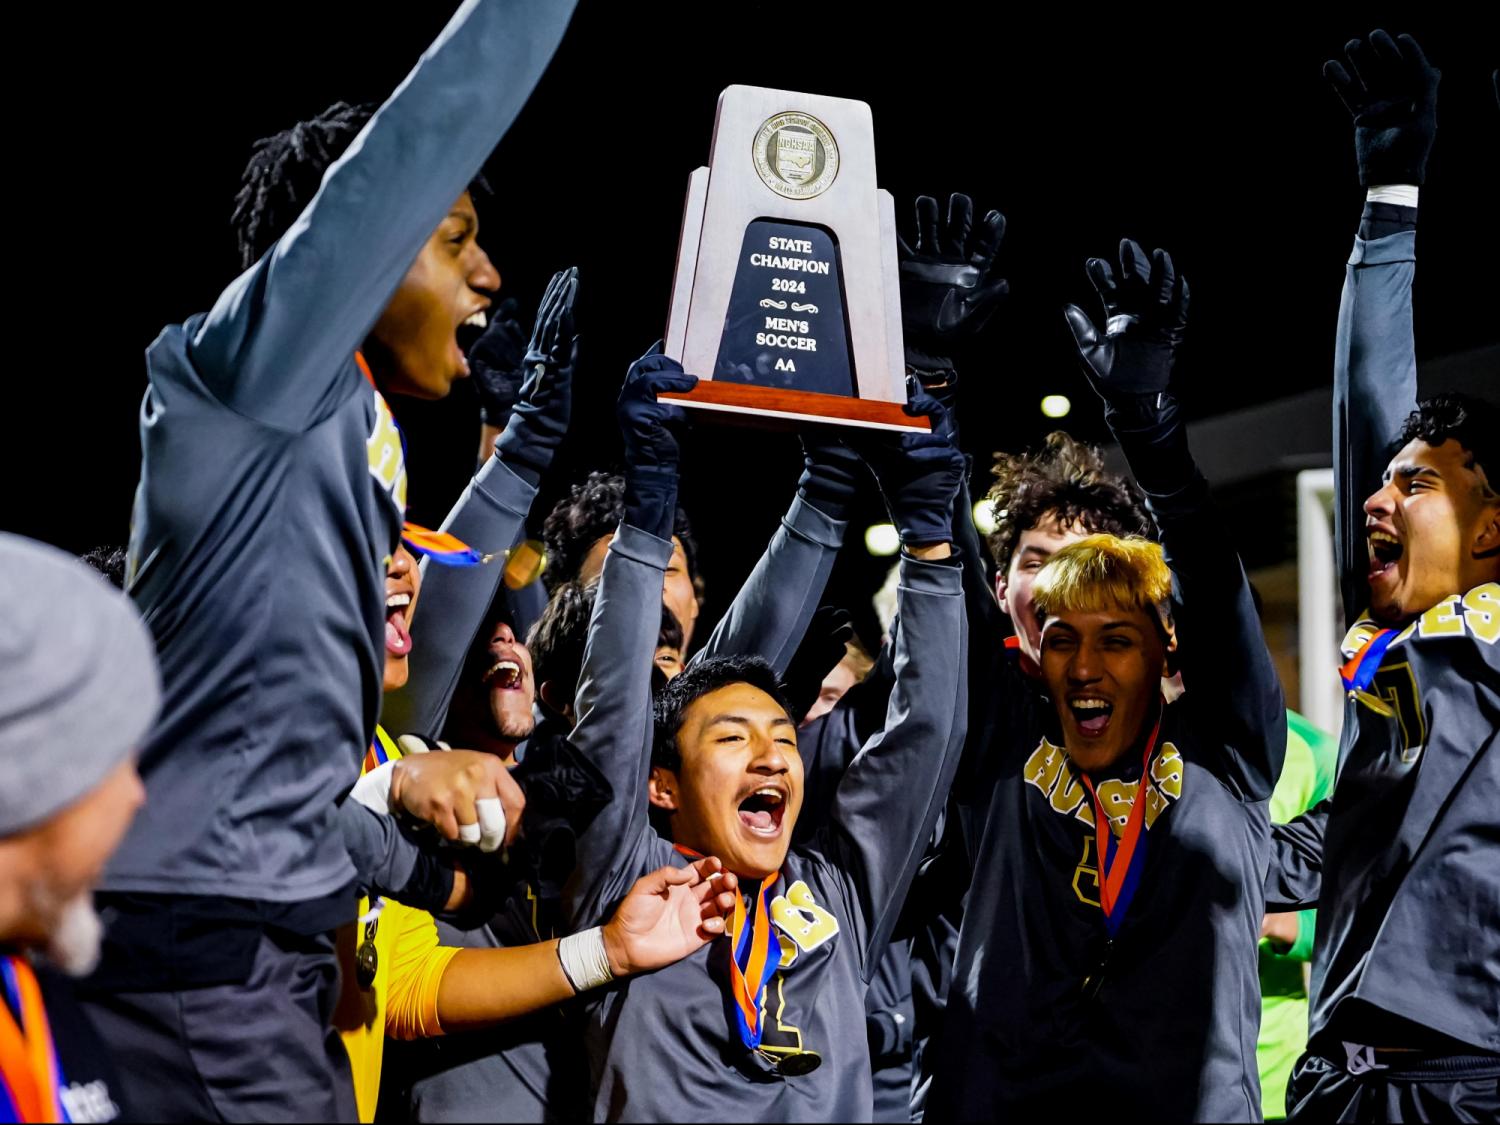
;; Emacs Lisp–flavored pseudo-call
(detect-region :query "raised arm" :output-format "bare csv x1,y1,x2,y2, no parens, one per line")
819,399,970,972
1325,31,1436,625
1065,241,1285,801
563,348,698,929
694,437,859,674
190,0,578,428
1265,798,1330,912
382,270,578,738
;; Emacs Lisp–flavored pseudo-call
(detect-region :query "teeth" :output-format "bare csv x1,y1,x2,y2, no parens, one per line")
463,311,487,329
1369,531,1399,546
751,787,784,805
1072,699,1109,710
484,659,522,686
386,593,411,610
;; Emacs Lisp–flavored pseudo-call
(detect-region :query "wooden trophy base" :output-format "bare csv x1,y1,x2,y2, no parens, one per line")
660,382,927,432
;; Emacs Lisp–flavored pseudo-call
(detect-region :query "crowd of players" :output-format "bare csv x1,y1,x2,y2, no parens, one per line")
1,3,1496,1122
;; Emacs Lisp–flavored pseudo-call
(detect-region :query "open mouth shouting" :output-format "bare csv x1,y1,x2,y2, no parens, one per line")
385,592,413,656
736,784,788,838
1068,695,1114,739
1367,525,1404,585
452,308,489,377
482,657,524,692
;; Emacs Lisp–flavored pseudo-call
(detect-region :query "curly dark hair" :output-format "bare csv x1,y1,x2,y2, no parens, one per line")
1393,394,1498,495
79,546,128,589
541,471,701,593
231,100,489,270
985,432,1154,572
651,655,792,773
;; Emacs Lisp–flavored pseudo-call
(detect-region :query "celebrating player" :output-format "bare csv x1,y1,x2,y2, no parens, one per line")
926,239,1286,1120
1266,31,1500,1120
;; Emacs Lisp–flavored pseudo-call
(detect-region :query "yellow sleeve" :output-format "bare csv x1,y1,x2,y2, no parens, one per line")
381,899,462,1041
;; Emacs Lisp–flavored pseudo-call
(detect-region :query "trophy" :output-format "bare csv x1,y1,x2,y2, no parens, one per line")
663,85,923,431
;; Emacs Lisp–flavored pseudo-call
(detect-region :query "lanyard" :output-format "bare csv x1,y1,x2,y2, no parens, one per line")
0,957,67,1124
1340,627,1396,693
362,725,404,775
672,845,783,1050
1077,705,1163,938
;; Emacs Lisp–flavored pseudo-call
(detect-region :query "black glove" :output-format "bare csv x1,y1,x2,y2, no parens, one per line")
494,267,578,483
468,297,528,426
849,393,965,549
618,343,697,540
898,193,1009,377
780,606,856,723
1324,30,1439,186
1064,240,1189,403
796,433,866,524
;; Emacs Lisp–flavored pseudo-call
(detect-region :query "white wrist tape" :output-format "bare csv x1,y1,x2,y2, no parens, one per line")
557,927,614,993
474,797,506,853
349,760,397,814
1367,185,1419,208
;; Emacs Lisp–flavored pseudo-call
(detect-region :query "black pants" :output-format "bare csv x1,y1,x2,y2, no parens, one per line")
1288,1049,1500,1123
79,928,357,1123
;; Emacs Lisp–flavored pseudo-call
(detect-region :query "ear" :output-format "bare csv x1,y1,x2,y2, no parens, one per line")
538,681,573,724
648,767,680,813
1161,626,1180,677
1473,499,1500,561
994,572,1010,615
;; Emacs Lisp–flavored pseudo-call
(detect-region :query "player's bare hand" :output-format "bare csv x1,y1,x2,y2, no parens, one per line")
600,856,740,977
390,749,524,851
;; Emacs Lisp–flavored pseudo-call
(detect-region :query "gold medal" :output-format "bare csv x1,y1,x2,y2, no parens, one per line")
763,1048,822,1077
356,917,380,991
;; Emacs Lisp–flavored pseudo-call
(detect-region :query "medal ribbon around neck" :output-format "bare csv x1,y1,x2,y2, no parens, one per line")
1077,704,1163,939
1340,628,1396,693
671,845,783,1050
0,956,67,1124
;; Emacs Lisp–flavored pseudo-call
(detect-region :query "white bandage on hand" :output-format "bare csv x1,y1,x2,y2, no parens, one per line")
557,927,614,994
457,820,483,845
349,760,398,814
475,797,506,852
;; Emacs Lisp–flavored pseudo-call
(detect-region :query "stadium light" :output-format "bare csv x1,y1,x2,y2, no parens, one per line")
972,500,997,535
864,523,901,556
1040,394,1071,418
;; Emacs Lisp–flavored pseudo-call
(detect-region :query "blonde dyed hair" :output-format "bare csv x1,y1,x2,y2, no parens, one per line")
1031,534,1173,631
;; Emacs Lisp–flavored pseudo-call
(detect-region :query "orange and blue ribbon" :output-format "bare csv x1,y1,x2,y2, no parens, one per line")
0,957,68,1124
728,874,782,1050
1340,628,1396,694
1078,706,1163,939
400,523,482,568
361,726,404,777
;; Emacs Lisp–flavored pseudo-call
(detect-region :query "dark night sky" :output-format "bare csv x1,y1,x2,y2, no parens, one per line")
17,2,1498,649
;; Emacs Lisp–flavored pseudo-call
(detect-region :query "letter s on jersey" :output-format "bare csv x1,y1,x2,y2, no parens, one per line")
771,880,840,965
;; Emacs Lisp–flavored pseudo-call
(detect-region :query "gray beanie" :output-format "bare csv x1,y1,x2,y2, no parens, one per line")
0,534,160,836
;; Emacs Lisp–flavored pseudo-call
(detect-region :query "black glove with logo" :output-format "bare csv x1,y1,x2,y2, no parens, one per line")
617,343,697,541
849,393,966,549
1324,30,1439,186
898,193,1009,380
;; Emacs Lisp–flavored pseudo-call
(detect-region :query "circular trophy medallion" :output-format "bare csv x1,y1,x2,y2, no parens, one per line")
752,111,839,200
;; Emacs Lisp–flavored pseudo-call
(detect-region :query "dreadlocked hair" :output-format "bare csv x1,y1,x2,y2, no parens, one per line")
230,100,492,270
986,432,1154,572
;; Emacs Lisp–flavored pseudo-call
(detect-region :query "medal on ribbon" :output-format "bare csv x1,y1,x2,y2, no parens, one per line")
1078,706,1163,940
400,523,483,568
0,957,67,1124
728,875,783,1050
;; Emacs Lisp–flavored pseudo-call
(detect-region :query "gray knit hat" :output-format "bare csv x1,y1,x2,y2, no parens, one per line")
0,534,160,836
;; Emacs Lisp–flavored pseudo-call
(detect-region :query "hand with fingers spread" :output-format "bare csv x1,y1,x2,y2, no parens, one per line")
387,748,526,851
468,297,528,427
617,344,698,474
494,267,579,479
1064,240,1189,402
600,856,741,975
848,394,965,550
898,192,1009,375
1324,30,1439,186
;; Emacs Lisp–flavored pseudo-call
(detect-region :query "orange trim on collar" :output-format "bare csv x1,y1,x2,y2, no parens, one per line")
355,351,375,387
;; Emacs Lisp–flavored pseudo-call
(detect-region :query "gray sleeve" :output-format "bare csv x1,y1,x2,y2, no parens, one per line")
187,0,577,431
695,495,846,675
561,523,678,929
337,799,455,912
1265,797,1330,911
818,554,968,976
1334,230,1418,628
380,456,539,738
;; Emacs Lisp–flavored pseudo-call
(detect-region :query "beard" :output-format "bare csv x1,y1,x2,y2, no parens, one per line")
488,694,536,744
25,882,104,977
